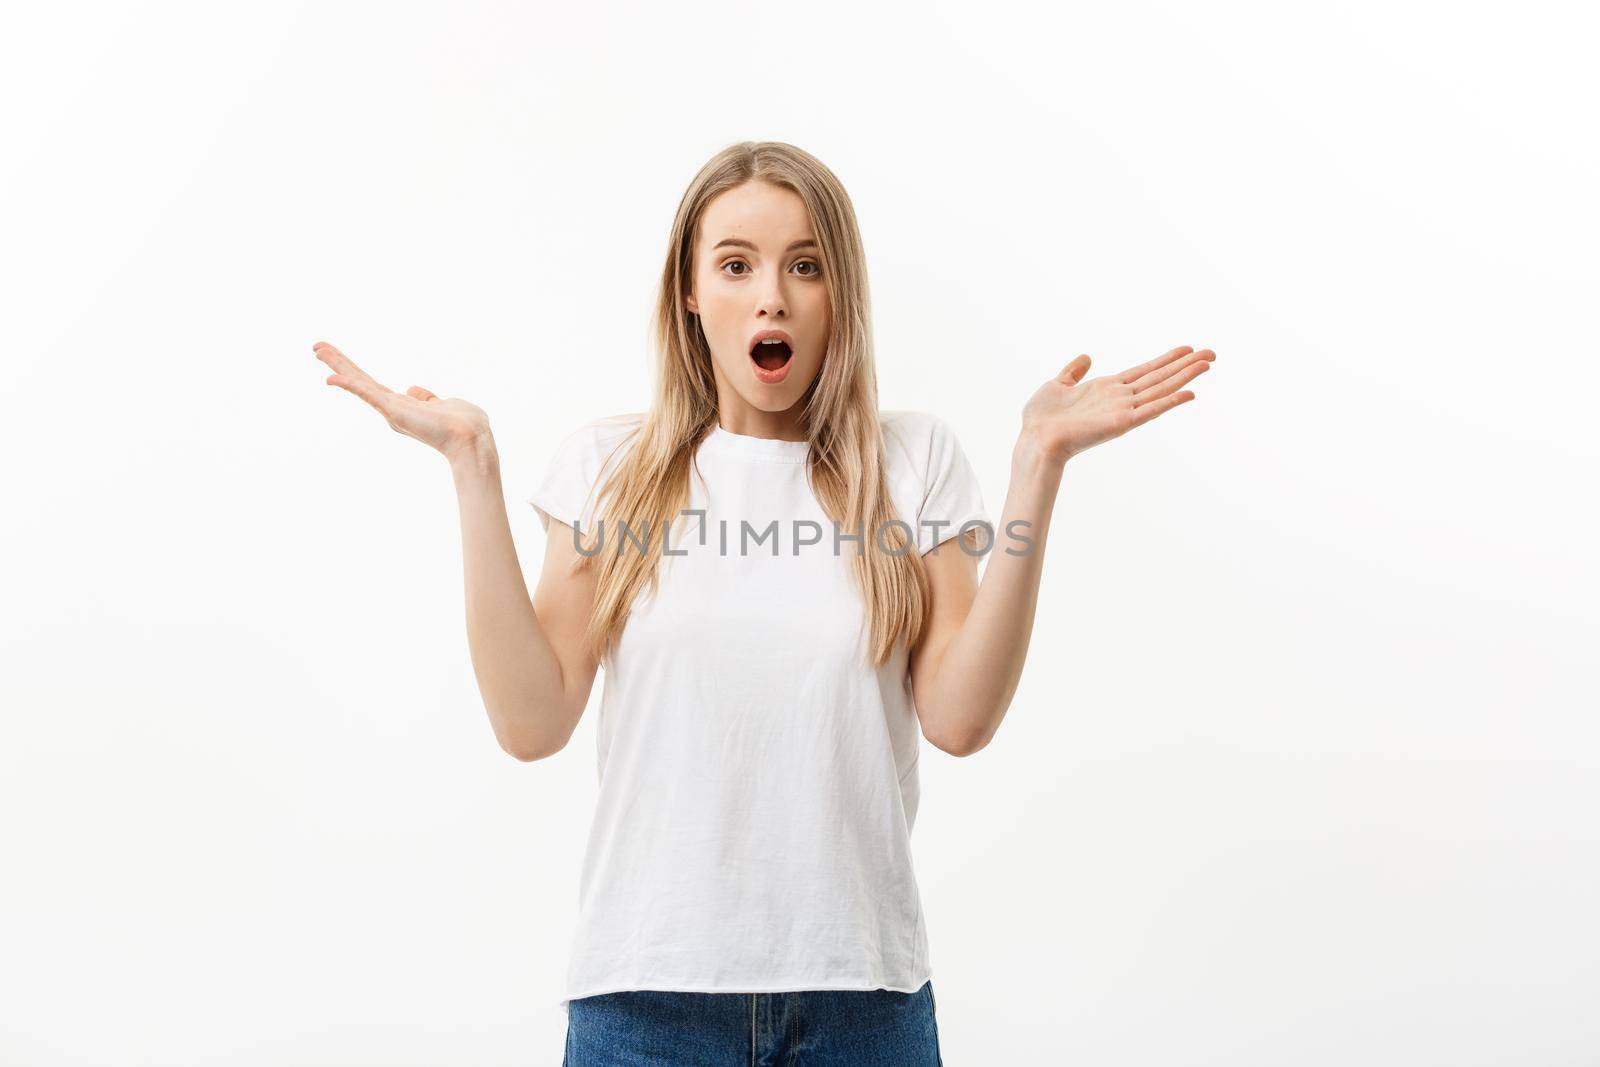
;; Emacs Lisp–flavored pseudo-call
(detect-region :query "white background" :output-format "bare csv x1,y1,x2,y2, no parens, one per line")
3,1,1596,1064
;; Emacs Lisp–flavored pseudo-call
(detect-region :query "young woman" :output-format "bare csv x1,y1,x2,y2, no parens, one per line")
315,140,1213,1066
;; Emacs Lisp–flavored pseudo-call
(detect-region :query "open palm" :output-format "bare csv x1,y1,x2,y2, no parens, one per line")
314,341,490,461
1022,345,1215,465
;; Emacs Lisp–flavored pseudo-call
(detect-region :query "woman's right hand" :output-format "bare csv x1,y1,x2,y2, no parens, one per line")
315,340,492,463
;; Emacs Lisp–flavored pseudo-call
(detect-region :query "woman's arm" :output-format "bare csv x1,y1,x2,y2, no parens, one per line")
315,341,598,761
452,441,600,760
909,345,1215,756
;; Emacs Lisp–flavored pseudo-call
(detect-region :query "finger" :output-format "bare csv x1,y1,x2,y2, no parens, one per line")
313,341,391,393
326,371,398,415
1133,360,1210,406
1055,354,1092,384
1117,345,1193,385
1128,388,1196,427
406,386,437,401
1129,348,1214,394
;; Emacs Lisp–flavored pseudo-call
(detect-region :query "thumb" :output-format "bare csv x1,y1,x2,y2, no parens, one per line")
1055,354,1091,384
406,386,437,401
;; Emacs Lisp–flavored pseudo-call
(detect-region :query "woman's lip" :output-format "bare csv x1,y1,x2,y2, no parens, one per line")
748,328,795,352
750,349,793,384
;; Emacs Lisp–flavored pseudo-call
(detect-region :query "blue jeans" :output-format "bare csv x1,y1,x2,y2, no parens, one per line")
562,980,943,1066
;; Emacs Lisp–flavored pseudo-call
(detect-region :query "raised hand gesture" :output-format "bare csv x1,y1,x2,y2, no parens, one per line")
1021,345,1215,467
314,341,492,463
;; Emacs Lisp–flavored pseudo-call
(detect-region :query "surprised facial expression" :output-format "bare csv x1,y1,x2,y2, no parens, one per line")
685,180,831,417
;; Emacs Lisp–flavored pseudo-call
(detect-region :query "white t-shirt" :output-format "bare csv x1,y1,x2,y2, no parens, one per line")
527,409,990,1013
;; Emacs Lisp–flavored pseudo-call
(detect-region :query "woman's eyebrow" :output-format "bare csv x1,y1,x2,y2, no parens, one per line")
712,237,819,253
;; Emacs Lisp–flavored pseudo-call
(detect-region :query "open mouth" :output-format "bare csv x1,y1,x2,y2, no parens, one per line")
750,337,793,371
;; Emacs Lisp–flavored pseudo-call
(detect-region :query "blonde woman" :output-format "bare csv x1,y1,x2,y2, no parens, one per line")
315,140,1213,1066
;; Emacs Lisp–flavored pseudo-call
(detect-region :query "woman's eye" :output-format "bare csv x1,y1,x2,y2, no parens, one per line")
720,259,822,278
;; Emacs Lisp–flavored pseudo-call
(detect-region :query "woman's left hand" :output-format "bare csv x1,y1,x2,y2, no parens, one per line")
1020,345,1215,467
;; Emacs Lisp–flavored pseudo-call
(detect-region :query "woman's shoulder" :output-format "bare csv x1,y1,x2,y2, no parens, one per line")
878,408,953,443
528,413,647,532
550,411,648,459
566,410,648,439
878,409,989,552
552,409,968,473
542,411,648,489
878,408,970,476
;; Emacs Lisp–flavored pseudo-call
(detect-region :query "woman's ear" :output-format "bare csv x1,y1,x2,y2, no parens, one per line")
684,291,698,314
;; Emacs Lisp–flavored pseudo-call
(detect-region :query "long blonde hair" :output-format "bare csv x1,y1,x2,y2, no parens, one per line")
572,140,930,667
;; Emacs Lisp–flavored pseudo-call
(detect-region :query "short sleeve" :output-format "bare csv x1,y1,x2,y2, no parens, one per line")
916,415,990,555
527,415,642,533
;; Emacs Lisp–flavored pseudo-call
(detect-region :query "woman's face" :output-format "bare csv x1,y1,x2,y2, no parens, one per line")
685,180,831,431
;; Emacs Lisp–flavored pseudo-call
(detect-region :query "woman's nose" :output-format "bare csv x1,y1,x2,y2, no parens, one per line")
756,283,788,317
